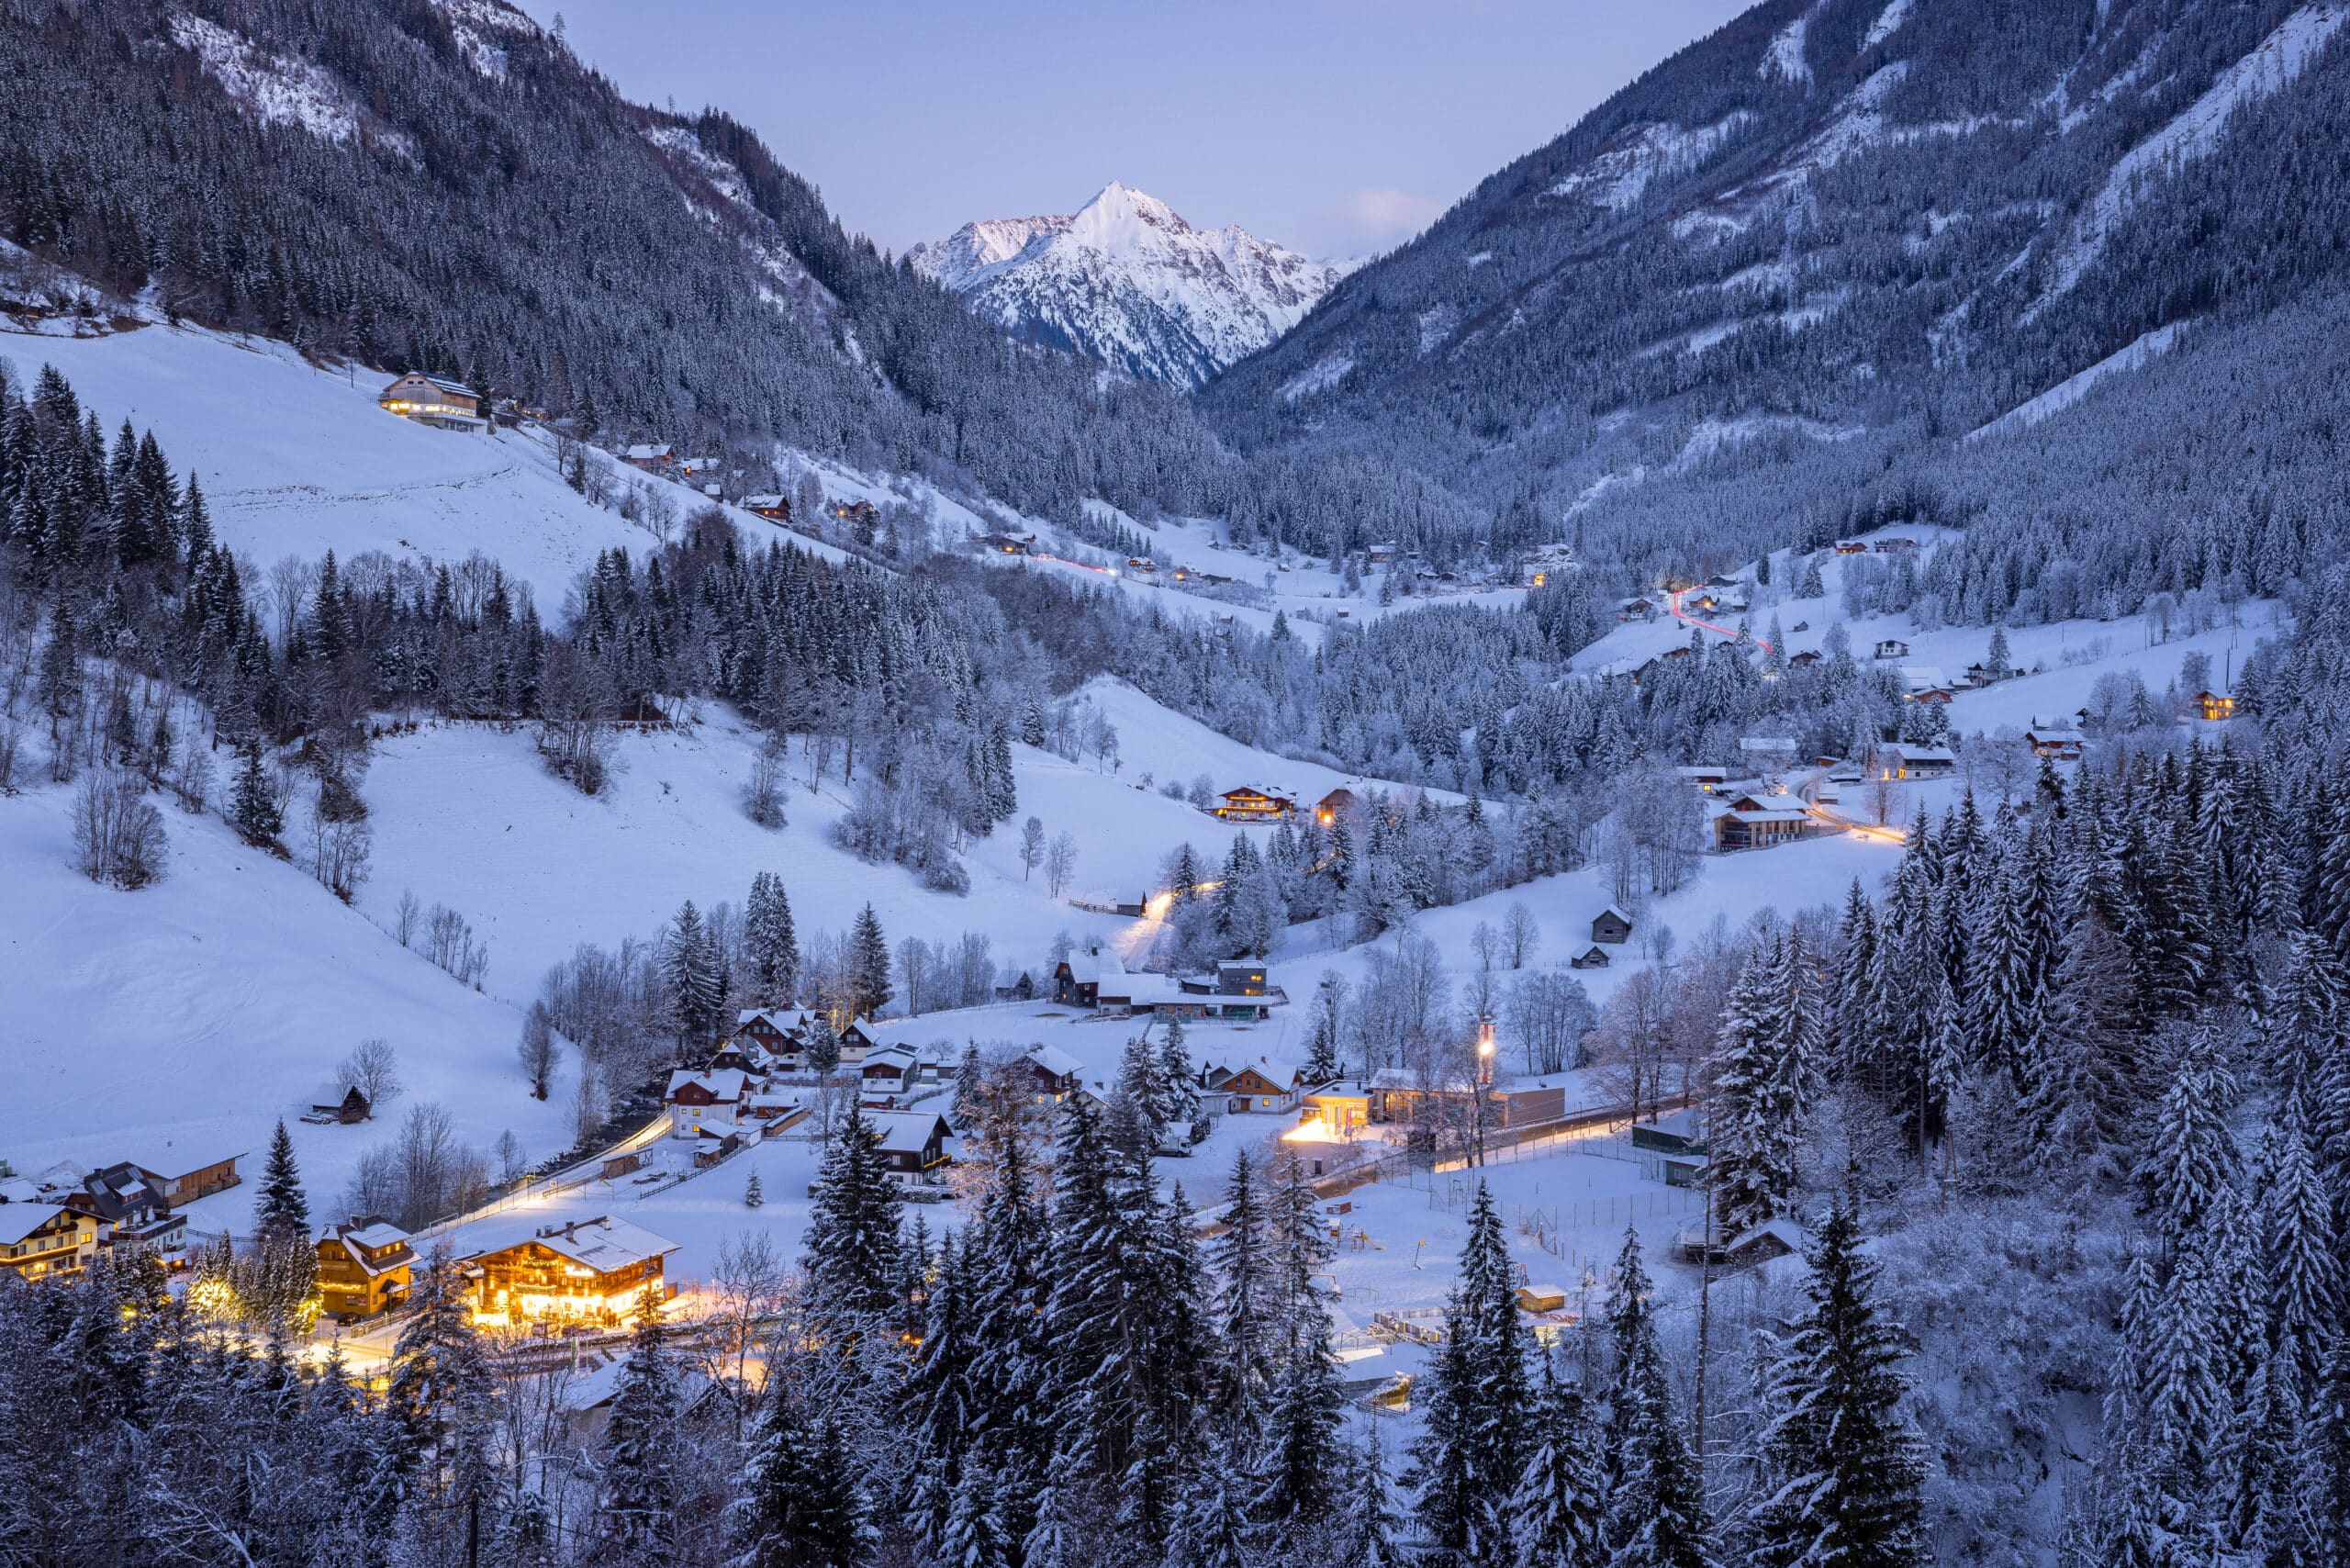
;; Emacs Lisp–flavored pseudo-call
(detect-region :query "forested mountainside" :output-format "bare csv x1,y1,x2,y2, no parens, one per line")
0,0,1472,548
1204,0,2350,594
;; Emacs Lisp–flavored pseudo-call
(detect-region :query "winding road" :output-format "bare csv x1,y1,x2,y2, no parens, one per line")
1663,587,1774,653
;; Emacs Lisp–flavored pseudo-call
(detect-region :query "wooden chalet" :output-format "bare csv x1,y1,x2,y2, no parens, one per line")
1203,1058,1306,1114
377,373,486,431
128,1148,243,1205
1214,786,1296,823
459,1215,677,1325
975,532,1034,555
860,1047,918,1097
1713,792,1816,852
1591,906,1634,946
2195,690,2236,722
742,494,790,521
865,1112,954,1185
1872,638,1910,660
1833,540,1870,554
622,442,674,471
1785,650,1822,669
0,1204,99,1278
832,499,880,530
316,1217,415,1319
730,1007,813,1068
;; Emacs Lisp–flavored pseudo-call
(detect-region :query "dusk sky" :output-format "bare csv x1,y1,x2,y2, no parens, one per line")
518,0,1754,260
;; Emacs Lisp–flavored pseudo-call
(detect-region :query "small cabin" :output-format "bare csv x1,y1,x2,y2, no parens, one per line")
377,373,485,431
1591,906,1634,946
994,970,1037,1002
1834,541,1869,554
1674,765,1729,791
2025,720,2084,759
1315,787,1360,826
622,443,675,471
1786,650,1821,669
742,495,790,521
1569,945,1612,970
1879,745,1956,780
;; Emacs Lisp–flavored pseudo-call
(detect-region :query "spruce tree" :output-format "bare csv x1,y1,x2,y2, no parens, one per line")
1212,1148,1277,1439
745,1169,765,1208
745,871,800,1005
601,1292,681,1556
1744,1203,1927,1568
1408,1183,1532,1566
800,1103,905,1327
254,1117,309,1241
664,899,723,1048
1348,1420,1405,1568
1603,1227,1711,1568
849,903,891,1017
230,736,283,846
1510,1338,1605,1568
1708,947,1801,1238
731,1372,868,1568
1305,971,1343,1083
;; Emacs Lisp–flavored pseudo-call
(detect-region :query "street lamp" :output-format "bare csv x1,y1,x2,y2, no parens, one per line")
1473,1014,1497,1167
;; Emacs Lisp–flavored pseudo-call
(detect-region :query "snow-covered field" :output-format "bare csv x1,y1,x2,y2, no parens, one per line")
0,768,573,1239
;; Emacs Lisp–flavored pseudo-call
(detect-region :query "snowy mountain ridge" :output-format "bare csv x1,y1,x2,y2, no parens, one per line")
907,182,1351,388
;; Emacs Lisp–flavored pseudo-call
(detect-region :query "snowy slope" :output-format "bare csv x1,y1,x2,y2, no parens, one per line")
0,774,573,1239
0,325,676,608
908,183,1349,387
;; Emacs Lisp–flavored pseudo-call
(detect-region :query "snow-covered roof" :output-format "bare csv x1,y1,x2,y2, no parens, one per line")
624,442,673,460
1889,745,1957,763
666,1068,750,1102
0,1204,73,1246
1025,1044,1084,1078
1674,764,1729,778
458,1214,677,1273
743,494,784,509
1739,736,1796,753
865,1111,950,1154
1897,666,1950,689
1598,904,1633,924
343,1220,409,1250
1061,949,1126,986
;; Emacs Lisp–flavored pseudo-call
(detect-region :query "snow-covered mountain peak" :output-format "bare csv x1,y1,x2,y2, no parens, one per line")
907,184,1349,387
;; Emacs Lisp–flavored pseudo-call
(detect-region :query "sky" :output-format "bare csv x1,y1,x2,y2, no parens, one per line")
518,0,1755,260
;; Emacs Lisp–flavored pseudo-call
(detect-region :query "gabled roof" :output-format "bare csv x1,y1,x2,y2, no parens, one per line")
865,1111,952,1155
459,1214,677,1273
1025,1044,1084,1078
666,1067,751,1102
624,442,674,460
0,1204,76,1246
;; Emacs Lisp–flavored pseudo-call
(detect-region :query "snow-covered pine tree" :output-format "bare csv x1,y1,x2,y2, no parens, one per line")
1708,946,1801,1238
849,903,891,1018
1211,1148,1277,1439
2258,1088,2341,1383
2136,1044,2238,1247
744,870,799,1006
254,1117,309,1241
1742,1202,1927,1568
1603,1227,1711,1568
744,1169,764,1208
664,898,724,1048
388,1249,499,1544
1348,1419,1405,1568
1257,1153,1344,1534
1114,1033,1169,1154
229,735,283,845
730,1371,868,1568
2026,909,2144,1184
1407,1182,1532,1567
600,1290,682,1557
1305,971,1344,1084
800,1103,904,1328
1158,1014,1198,1145
1508,1338,1604,1568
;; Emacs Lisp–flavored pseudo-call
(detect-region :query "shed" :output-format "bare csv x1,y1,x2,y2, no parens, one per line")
1591,906,1634,946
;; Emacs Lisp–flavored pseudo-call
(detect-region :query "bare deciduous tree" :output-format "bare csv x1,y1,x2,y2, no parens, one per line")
336,1037,402,1112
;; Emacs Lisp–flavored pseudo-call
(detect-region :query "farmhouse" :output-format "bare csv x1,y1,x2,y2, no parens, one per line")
622,443,674,471
1315,787,1361,825
1785,650,1821,670
1713,792,1817,852
0,1204,99,1278
377,373,485,431
316,1217,415,1319
459,1215,677,1326
1674,765,1729,791
866,1112,954,1185
1872,639,1910,660
1834,541,1869,554
2195,690,2236,721
860,1047,918,1097
128,1148,243,1205
1214,786,1296,822
1879,745,1957,780
1591,906,1634,946
742,495,790,521
730,1007,815,1067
